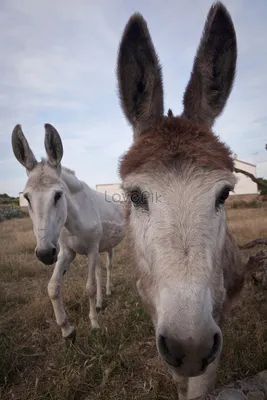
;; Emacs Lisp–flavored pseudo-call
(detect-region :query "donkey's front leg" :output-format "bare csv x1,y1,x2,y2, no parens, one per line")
96,255,103,311
47,248,76,340
105,248,114,296
86,246,100,329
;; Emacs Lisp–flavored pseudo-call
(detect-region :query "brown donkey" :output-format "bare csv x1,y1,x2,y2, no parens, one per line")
116,2,245,399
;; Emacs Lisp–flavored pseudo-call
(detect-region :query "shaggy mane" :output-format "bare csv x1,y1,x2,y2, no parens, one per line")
40,158,76,176
119,116,234,179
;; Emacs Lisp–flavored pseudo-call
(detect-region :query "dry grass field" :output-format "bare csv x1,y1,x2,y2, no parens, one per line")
1,207,267,400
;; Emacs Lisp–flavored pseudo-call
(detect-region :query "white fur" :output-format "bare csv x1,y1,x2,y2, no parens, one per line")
123,167,237,395
12,126,125,338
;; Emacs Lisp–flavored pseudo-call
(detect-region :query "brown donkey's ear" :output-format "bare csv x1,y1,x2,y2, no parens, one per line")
117,13,164,139
44,124,63,168
182,2,237,128
11,125,37,171
167,109,173,117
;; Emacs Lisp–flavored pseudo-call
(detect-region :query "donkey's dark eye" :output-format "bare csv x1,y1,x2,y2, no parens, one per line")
128,187,149,211
54,191,62,205
215,187,231,210
24,193,31,206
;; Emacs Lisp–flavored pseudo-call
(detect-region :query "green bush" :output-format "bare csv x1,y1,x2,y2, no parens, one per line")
258,177,267,195
0,206,24,222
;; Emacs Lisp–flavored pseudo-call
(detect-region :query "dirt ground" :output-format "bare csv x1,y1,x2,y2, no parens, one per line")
0,207,267,400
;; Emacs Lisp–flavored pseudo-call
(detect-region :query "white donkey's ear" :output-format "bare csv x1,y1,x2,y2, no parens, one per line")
44,123,63,168
11,124,37,171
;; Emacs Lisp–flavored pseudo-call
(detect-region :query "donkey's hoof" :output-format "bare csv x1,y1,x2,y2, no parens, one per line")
63,327,76,344
91,321,100,330
96,306,102,313
106,291,112,297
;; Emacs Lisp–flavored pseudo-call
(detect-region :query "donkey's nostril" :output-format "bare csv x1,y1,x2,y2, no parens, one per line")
157,334,184,368
51,247,57,257
159,335,169,355
212,333,221,354
201,332,221,370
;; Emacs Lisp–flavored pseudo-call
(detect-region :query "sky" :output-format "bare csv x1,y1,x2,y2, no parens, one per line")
1,0,267,197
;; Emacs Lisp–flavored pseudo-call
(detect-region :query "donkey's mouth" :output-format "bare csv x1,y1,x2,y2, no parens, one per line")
42,256,58,266
169,363,208,378
36,244,58,266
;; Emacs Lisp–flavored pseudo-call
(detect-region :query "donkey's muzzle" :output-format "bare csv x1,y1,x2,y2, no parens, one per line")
36,246,57,265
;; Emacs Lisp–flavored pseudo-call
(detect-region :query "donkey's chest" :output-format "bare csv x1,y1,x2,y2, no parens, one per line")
62,227,101,255
68,236,89,255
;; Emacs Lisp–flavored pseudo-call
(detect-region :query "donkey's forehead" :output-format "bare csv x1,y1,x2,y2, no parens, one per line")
119,117,234,179
122,167,236,197
25,162,60,191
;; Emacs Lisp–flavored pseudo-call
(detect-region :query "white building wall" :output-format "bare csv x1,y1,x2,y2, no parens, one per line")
96,158,258,200
232,159,258,195
95,183,125,202
19,192,28,208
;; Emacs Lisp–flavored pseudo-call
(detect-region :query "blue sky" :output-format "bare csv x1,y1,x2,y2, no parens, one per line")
1,0,267,196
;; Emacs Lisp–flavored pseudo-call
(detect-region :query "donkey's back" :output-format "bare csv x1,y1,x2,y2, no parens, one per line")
94,189,125,252
71,180,124,252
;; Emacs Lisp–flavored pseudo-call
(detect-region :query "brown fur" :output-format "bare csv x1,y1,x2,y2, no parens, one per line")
119,116,234,180
222,229,245,307
116,12,164,139
182,4,237,127
116,2,244,397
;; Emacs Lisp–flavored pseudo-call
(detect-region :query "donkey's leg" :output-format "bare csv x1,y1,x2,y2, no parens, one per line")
105,248,114,296
86,246,99,329
47,247,76,340
95,255,103,311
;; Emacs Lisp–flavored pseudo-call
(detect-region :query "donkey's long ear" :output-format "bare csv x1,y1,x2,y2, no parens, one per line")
117,13,164,139
11,125,37,171
182,2,237,128
44,124,63,168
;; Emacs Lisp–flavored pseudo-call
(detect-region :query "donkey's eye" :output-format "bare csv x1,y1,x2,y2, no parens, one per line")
128,188,149,211
215,187,231,210
54,191,62,205
24,193,31,206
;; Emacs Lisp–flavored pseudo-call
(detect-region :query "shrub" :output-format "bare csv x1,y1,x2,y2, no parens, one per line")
0,206,24,222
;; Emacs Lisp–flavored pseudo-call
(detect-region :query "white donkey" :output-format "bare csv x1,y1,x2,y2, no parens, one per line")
11,124,125,340
116,2,245,399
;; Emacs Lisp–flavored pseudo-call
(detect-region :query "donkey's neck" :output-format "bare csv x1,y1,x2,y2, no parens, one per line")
60,166,96,238
60,166,83,194
59,178,85,238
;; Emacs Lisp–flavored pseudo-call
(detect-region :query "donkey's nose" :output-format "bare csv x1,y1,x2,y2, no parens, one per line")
157,331,222,371
35,246,57,265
